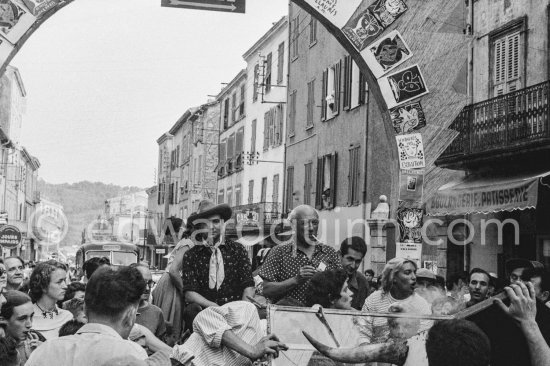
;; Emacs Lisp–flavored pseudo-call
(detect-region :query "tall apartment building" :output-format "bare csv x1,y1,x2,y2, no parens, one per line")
431,0,550,277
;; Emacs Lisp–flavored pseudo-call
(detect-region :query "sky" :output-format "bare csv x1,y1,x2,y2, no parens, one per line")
13,0,288,188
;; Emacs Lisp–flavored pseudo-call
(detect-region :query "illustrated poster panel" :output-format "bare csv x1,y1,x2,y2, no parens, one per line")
399,169,424,202
341,6,385,51
303,0,364,29
368,0,408,28
268,306,363,366
396,133,426,169
362,30,412,78
397,206,423,244
22,0,59,16
379,64,429,108
390,101,427,134
0,0,36,44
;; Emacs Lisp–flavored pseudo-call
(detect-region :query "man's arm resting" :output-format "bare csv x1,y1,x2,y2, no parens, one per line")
262,278,299,299
184,290,218,308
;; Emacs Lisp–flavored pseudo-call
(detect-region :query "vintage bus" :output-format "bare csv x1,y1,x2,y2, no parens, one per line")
75,242,139,270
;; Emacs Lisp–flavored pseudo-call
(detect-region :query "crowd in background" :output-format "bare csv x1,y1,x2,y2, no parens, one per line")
0,200,549,366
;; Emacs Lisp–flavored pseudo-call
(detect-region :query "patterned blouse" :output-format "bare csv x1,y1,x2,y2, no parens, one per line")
258,242,341,304
181,239,254,305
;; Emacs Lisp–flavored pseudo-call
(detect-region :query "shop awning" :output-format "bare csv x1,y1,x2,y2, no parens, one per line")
236,233,271,247
426,171,550,216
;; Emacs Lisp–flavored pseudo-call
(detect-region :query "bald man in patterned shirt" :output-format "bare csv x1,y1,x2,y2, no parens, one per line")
259,205,341,305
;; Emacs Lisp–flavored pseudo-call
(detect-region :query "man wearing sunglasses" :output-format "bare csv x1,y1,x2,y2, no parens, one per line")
130,263,166,339
181,200,255,334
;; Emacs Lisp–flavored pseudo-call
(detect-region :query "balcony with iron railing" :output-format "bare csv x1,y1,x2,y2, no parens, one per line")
225,202,283,235
437,80,550,170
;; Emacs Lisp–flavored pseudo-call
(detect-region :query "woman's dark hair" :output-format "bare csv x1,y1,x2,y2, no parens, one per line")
63,282,86,302
85,266,145,319
305,269,348,308
0,291,32,320
29,260,67,303
83,257,110,280
0,336,18,366
58,320,85,337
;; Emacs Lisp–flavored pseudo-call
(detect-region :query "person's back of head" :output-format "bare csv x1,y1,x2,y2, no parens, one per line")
305,269,348,308
85,266,145,327
426,319,490,366
83,257,111,280
59,319,85,337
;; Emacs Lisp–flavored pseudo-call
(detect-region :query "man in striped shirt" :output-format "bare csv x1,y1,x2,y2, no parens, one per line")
171,301,287,365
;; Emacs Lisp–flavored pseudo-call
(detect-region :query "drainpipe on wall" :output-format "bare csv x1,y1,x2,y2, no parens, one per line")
362,88,370,270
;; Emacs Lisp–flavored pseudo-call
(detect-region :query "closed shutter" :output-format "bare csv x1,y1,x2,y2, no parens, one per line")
277,42,285,85
333,60,342,115
304,163,312,205
236,127,244,156
263,111,270,150
330,152,337,208
265,53,272,93
493,31,521,96
359,72,366,105
251,119,257,154
286,167,294,211
219,140,226,163
227,134,235,160
288,91,296,135
248,180,254,204
253,64,259,102
273,174,280,204
321,69,328,121
315,157,324,209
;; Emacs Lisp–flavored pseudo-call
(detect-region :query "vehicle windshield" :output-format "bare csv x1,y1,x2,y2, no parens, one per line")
112,252,138,266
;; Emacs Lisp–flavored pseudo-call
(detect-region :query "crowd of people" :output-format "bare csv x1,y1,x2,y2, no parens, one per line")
0,200,548,366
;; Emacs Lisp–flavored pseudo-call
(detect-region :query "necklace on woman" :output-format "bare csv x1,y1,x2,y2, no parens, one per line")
35,302,58,319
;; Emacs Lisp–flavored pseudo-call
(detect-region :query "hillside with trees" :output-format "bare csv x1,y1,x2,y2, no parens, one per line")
37,179,144,247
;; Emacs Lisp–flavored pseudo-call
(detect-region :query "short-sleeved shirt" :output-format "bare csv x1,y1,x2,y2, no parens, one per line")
136,303,166,338
259,242,341,304
181,239,255,305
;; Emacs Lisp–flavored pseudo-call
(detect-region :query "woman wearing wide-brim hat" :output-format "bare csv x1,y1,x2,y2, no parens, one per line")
180,200,255,334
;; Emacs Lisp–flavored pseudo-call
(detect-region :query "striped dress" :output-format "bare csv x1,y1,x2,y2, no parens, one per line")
356,290,432,345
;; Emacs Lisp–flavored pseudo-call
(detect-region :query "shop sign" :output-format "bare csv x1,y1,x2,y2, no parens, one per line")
156,248,166,254
0,225,22,249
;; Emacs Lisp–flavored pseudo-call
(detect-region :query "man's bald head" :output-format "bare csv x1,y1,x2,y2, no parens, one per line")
288,205,319,221
289,205,319,246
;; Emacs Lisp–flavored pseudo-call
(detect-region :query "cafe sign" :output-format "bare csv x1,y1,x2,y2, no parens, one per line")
0,225,22,249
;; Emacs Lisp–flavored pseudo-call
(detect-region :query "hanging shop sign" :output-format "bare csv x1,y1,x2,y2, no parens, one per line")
0,224,22,249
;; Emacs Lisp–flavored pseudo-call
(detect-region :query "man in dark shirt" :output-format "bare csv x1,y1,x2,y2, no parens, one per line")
181,200,255,333
259,205,341,305
339,236,369,310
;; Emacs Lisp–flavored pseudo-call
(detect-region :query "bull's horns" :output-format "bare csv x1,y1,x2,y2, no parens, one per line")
302,330,409,365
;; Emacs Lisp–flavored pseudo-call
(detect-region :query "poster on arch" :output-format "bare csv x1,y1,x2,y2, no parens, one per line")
0,34,14,63
379,64,429,108
0,0,37,44
362,30,413,78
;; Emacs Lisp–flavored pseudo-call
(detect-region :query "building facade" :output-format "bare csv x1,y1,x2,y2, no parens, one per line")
431,0,550,277
0,66,41,260
285,4,392,269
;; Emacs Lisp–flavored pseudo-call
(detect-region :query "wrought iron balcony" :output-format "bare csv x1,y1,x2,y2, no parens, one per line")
230,202,283,228
437,80,550,170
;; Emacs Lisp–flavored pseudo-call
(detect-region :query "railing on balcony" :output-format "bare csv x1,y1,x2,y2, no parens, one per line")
231,202,283,227
440,80,550,160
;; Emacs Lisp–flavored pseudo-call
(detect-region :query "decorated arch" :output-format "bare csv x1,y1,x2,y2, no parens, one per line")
0,0,471,216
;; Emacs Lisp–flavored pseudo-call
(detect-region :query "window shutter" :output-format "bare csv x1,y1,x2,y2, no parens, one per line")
227,134,235,159
253,64,259,102
334,60,342,115
315,157,324,209
236,127,244,157
507,33,520,80
251,119,257,154
265,53,272,93
330,152,337,208
219,141,226,162
343,56,352,111
277,42,285,85
263,111,270,150
494,39,505,84
359,72,366,105
321,69,328,121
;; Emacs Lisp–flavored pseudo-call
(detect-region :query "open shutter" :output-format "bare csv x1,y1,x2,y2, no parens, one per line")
315,157,324,209
236,128,244,156
321,69,328,121
333,60,342,115
343,55,352,111
330,152,337,208
263,111,270,150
